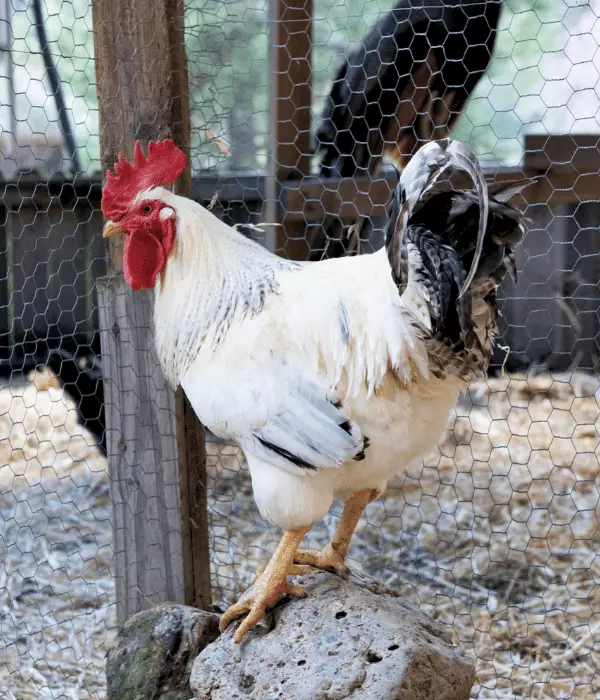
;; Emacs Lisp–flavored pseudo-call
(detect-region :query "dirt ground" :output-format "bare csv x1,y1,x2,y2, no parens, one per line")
1,369,599,698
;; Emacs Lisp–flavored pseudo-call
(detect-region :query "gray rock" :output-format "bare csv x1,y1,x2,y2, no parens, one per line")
107,602,220,700
190,570,474,700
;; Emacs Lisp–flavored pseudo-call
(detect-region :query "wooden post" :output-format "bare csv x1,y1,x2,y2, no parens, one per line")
265,0,313,259
92,0,212,623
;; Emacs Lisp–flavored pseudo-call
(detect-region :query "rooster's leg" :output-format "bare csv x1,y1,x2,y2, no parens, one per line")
294,488,377,578
219,526,310,643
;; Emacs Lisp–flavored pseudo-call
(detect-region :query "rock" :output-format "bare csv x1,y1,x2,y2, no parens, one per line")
107,602,220,700
190,570,474,700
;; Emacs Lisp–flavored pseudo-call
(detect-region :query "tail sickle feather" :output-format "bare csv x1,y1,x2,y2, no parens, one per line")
385,137,533,381
397,138,489,297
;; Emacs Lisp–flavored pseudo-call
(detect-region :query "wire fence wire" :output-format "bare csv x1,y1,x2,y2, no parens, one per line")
1,0,600,698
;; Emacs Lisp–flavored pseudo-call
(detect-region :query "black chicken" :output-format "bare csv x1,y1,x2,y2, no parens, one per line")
44,348,106,454
310,0,503,259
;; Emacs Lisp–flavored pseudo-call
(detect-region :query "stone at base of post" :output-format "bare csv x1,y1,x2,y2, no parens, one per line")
190,569,475,700
106,602,220,700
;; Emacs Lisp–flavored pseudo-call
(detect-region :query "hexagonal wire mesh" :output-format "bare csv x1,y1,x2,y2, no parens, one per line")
0,0,599,697
0,0,110,698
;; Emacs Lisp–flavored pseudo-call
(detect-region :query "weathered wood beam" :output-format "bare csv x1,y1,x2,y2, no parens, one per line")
92,0,211,623
281,130,600,222
280,167,597,222
265,0,313,259
524,134,600,174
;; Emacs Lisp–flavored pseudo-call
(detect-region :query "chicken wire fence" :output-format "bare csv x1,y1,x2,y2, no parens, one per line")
1,0,600,698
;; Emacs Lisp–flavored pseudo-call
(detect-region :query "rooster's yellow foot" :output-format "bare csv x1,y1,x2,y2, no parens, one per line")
219,567,308,643
294,543,348,578
254,562,312,578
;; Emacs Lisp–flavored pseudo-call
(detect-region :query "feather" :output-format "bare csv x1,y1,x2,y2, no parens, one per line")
486,177,538,203
253,384,367,474
444,141,489,297
385,139,529,382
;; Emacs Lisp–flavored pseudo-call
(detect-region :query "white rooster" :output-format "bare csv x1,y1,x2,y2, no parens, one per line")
102,137,530,642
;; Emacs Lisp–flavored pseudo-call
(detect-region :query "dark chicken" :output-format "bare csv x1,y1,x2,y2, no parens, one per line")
310,0,502,259
44,348,106,453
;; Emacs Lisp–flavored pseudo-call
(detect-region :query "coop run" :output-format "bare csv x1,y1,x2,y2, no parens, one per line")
2,0,600,698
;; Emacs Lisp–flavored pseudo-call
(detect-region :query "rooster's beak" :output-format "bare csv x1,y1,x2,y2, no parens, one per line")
103,221,124,239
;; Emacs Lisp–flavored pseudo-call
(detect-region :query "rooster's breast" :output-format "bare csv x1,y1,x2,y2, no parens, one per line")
332,376,460,498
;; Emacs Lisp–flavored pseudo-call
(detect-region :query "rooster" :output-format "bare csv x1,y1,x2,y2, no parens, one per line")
101,138,530,643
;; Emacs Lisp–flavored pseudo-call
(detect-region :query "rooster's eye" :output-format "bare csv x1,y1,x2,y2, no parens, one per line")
142,205,152,214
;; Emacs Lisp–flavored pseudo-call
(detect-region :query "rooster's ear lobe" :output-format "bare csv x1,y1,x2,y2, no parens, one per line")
159,207,175,221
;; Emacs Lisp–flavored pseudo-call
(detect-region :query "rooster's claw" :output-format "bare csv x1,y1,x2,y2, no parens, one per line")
219,572,307,643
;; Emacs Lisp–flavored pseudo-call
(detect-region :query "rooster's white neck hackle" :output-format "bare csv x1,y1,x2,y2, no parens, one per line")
143,187,298,386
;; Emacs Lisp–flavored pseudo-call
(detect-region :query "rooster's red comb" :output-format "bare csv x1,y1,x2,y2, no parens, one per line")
101,139,187,220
